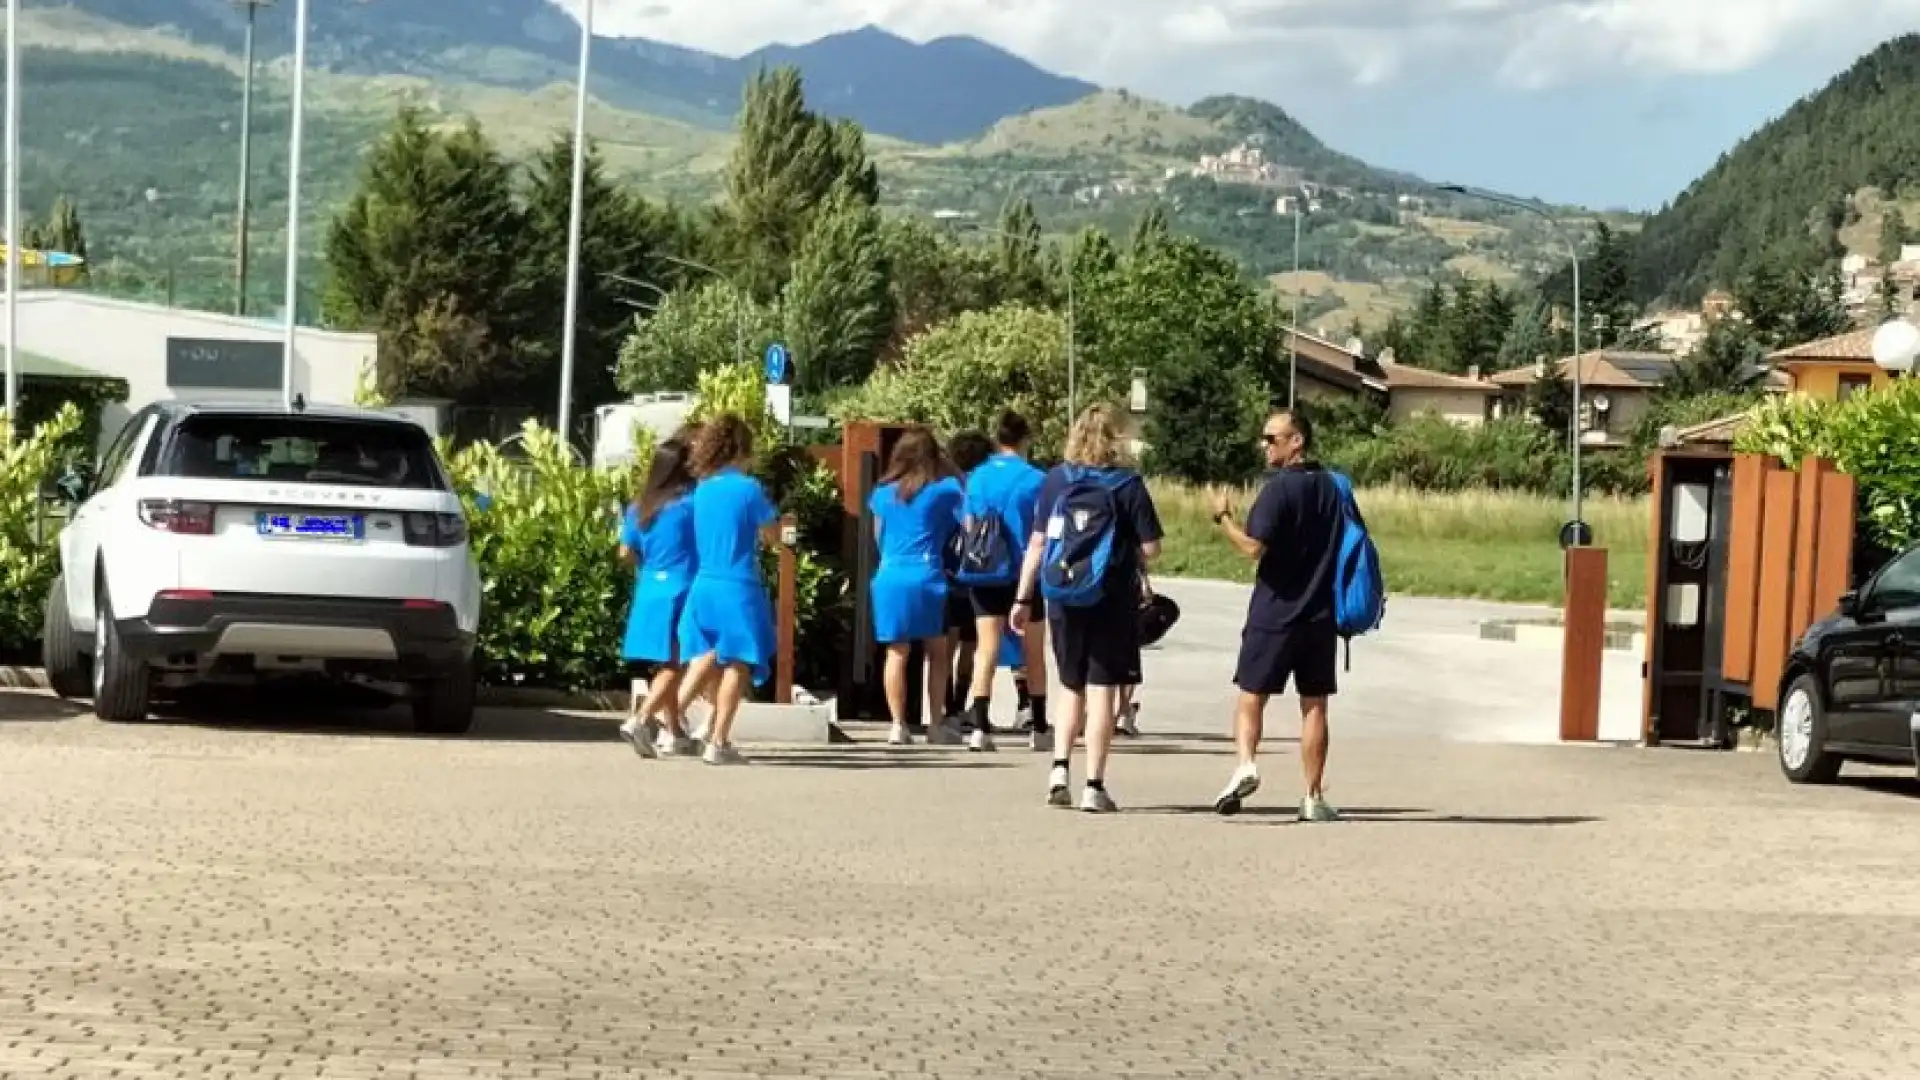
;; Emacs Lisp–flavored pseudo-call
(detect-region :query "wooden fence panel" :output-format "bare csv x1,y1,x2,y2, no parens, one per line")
1720,454,1767,684
1811,469,1857,624
1787,457,1831,644
1750,467,1802,711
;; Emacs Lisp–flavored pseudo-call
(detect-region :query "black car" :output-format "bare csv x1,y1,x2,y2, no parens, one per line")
1777,543,1920,783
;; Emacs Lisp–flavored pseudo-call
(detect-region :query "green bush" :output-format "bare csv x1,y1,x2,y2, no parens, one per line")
1734,379,1920,548
1325,415,1563,492
0,405,82,656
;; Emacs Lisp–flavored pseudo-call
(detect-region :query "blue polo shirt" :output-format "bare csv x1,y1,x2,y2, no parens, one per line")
964,451,1046,551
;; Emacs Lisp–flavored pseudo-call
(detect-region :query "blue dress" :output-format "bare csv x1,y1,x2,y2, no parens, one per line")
677,467,779,685
869,476,964,644
620,498,696,663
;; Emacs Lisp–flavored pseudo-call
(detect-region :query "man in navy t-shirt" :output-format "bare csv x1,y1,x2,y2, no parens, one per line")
1211,409,1343,823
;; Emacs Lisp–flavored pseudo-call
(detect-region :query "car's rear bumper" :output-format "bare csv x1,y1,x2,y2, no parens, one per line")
115,592,473,673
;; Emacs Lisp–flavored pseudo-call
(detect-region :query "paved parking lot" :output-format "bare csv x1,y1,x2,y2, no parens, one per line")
3,695,1919,1079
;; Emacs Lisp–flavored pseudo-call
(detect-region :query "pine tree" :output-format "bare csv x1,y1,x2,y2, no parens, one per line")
322,109,529,400
994,197,1049,307
1129,203,1170,255
781,181,894,393
724,67,876,299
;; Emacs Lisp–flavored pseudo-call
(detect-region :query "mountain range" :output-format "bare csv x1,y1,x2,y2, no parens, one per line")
30,0,1912,339
67,0,1099,144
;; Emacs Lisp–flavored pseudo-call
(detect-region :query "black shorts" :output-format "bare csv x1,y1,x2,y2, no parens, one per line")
946,587,977,642
1049,596,1142,692
970,585,1045,622
1233,622,1338,698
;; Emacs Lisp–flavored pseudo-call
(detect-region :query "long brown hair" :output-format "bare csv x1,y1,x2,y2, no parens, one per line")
880,426,947,504
689,413,755,478
635,427,697,528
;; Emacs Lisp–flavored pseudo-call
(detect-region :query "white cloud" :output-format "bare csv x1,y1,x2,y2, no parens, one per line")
567,0,1920,96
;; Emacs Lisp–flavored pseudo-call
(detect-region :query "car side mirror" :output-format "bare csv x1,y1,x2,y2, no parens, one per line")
52,467,89,504
1838,590,1860,618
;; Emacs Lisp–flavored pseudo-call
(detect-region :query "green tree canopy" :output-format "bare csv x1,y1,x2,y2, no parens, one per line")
781,181,894,393
615,281,780,396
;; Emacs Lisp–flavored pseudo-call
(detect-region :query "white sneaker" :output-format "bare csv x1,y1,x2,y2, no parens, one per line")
1213,763,1262,816
968,728,997,753
619,720,659,759
1029,728,1054,753
888,724,913,746
927,722,964,746
1047,764,1071,807
1299,794,1341,823
655,732,696,757
1079,785,1119,814
703,742,748,766
1117,705,1140,737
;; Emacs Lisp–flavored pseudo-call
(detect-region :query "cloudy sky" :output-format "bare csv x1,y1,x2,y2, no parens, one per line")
566,0,1920,210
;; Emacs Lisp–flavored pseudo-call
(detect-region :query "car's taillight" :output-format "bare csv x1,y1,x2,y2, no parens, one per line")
402,511,468,547
138,499,215,535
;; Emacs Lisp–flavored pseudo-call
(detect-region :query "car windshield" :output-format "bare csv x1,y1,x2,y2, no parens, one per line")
157,414,447,490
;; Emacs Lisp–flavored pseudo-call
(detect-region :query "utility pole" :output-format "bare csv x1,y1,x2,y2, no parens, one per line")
232,0,274,317
279,0,309,409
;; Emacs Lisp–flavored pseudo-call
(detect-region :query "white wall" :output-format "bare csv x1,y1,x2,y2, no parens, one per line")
14,291,377,450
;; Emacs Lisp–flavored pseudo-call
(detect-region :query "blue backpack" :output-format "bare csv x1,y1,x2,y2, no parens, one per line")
954,503,1016,587
1040,466,1132,608
1326,470,1386,664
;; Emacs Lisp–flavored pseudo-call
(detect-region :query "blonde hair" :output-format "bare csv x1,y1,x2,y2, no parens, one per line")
1063,403,1127,468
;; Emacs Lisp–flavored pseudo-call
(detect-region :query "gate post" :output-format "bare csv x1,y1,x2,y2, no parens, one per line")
1560,546,1608,742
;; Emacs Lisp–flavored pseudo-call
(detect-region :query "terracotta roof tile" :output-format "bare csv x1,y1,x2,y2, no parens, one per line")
1770,328,1876,362
1488,350,1680,389
1380,361,1499,392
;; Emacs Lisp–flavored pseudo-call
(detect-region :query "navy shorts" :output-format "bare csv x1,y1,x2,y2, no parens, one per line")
1049,595,1142,692
1233,622,1338,698
969,584,1045,622
946,587,977,642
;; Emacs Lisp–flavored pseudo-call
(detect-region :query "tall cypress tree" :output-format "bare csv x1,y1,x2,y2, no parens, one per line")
782,181,894,393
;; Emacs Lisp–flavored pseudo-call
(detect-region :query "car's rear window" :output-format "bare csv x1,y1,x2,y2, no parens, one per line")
155,414,447,490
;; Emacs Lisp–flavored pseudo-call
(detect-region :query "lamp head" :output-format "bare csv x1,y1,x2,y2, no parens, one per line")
1872,318,1920,375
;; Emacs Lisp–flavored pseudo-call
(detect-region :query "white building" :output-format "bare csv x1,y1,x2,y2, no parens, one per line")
12,291,378,450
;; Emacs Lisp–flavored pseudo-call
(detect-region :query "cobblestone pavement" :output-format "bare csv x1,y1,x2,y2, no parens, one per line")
4,697,1920,1079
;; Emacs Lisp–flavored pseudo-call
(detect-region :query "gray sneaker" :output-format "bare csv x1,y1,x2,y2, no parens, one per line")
703,743,749,766
1047,764,1072,807
1029,728,1054,753
620,720,660,759
927,722,965,746
968,728,997,753
1079,785,1119,814
1299,794,1341,823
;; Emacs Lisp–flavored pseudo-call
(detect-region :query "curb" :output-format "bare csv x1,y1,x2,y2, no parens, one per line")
0,666,48,690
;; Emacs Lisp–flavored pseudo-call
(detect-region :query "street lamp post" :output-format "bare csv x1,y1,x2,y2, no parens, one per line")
1287,191,1307,409
278,0,310,410
232,0,273,317
1441,183,1584,537
4,0,20,433
556,0,593,442
942,219,1078,418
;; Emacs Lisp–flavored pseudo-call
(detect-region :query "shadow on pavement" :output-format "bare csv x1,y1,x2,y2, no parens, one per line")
0,690,88,722
1130,804,1601,826
145,684,622,744
751,749,1021,771
1842,774,1920,799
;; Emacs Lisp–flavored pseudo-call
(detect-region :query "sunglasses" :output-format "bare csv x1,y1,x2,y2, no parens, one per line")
1260,432,1287,446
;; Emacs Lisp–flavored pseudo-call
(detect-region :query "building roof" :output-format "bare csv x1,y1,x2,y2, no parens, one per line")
1488,350,1682,389
1672,411,1751,446
1769,328,1877,364
1380,361,1499,393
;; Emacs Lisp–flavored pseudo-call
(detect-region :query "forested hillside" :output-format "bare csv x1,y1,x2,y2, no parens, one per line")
1631,34,1920,303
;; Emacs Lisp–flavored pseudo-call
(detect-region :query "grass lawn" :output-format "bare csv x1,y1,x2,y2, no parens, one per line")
1151,481,1649,610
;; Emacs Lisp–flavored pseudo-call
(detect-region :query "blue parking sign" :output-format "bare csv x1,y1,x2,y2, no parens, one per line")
764,343,792,385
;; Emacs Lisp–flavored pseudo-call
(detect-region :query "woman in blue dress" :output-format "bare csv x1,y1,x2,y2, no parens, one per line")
869,427,965,746
676,413,778,766
616,428,699,759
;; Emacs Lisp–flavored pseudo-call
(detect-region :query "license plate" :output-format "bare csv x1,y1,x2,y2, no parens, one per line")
256,512,363,540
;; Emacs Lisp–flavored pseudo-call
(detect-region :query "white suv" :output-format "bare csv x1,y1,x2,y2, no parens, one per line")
41,400,483,733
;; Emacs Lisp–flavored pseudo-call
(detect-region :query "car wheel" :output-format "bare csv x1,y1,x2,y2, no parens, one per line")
41,574,91,701
91,587,151,723
411,655,476,736
1778,674,1841,785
